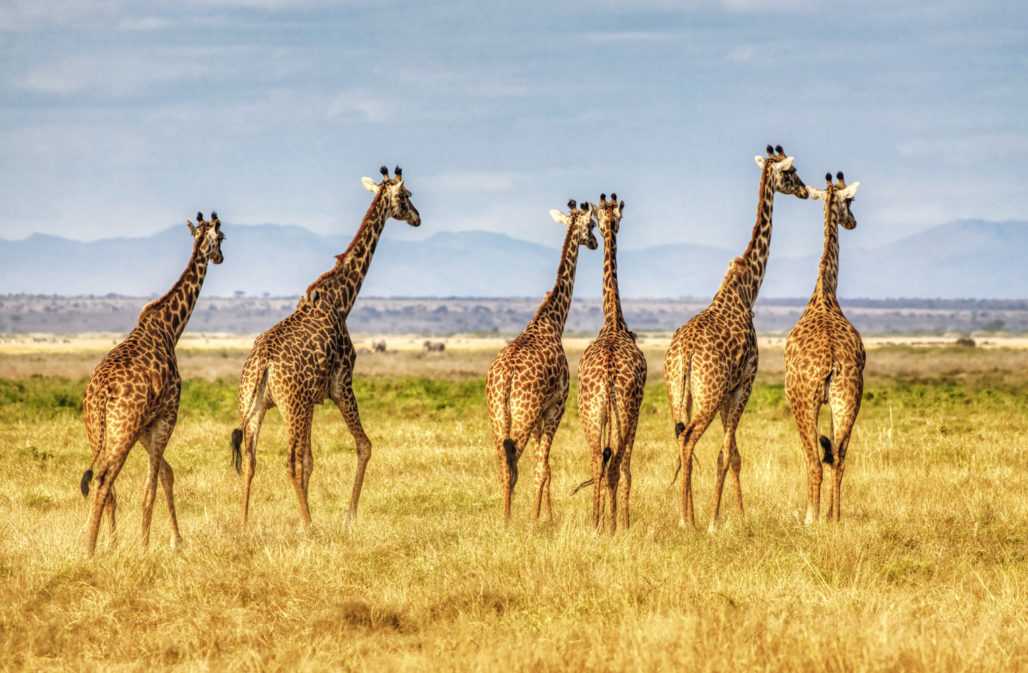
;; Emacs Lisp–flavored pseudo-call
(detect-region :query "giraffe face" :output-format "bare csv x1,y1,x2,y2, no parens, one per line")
549,201,598,250
755,148,809,199
809,177,861,230
591,193,625,237
362,166,421,227
186,212,225,264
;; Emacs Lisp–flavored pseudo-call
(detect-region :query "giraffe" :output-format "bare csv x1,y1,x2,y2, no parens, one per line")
665,144,809,532
571,193,647,533
785,171,864,524
79,212,225,555
232,166,419,530
485,199,598,521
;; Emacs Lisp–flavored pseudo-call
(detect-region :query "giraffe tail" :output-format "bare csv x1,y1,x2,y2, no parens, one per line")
80,467,94,497
819,436,835,464
503,438,518,490
232,366,269,475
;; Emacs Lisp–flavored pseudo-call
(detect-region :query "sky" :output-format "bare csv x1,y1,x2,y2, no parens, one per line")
1,0,1026,257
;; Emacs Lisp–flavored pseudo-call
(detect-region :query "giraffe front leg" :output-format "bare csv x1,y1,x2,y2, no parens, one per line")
283,406,314,530
712,380,753,531
158,459,182,549
140,454,161,548
140,407,178,549
331,380,372,528
532,432,554,523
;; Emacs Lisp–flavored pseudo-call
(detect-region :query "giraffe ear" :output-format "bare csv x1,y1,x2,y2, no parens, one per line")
186,220,197,236
754,155,766,169
806,186,826,201
549,209,570,225
361,177,380,193
837,181,861,199
777,156,795,171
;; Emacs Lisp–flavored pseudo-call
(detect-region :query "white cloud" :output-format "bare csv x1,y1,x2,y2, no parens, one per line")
726,44,754,62
326,91,392,124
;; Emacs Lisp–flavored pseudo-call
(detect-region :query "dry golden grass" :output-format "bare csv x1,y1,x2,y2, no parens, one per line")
1,344,1026,671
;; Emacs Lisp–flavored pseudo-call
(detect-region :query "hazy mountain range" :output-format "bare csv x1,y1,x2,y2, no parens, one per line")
1,219,1025,299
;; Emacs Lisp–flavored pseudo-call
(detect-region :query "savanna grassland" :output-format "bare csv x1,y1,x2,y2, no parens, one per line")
1,340,1027,672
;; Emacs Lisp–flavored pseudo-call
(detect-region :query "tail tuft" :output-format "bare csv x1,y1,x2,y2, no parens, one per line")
819,436,834,464
80,469,93,497
502,439,518,488
231,428,243,475
674,422,685,438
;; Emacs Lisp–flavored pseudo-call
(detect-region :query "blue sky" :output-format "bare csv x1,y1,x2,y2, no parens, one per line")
1,0,1025,257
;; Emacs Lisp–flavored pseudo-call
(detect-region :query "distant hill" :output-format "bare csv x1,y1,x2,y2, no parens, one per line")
1,219,1026,299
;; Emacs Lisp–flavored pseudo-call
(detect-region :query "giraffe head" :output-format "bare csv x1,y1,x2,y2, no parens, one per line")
754,144,808,199
186,211,225,265
361,165,421,227
549,199,599,250
807,171,860,229
590,192,625,237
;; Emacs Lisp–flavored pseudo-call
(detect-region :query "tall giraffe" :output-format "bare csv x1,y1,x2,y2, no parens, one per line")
232,166,420,529
665,145,808,532
572,193,647,532
785,171,864,524
80,212,225,555
485,200,598,521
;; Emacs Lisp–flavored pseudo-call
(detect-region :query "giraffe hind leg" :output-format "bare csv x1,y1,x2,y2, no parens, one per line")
827,373,862,522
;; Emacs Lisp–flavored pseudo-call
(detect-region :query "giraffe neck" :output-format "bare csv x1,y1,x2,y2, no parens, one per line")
139,241,208,345
531,227,581,334
737,163,777,306
811,189,841,308
600,227,627,333
305,191,390,318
